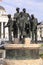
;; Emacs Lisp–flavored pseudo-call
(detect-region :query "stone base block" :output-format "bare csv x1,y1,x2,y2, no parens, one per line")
5,58,43,65
25,38,31,45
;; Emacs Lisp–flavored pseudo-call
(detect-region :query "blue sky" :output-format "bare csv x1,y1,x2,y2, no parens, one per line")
0,0,43,22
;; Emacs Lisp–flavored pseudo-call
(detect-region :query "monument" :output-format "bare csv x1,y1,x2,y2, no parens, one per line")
0,8,43,65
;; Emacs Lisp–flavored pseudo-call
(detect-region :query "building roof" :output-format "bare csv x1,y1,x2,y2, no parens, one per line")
0,6,5,11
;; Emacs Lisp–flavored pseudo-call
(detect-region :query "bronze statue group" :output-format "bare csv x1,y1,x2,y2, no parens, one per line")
4,7,41,44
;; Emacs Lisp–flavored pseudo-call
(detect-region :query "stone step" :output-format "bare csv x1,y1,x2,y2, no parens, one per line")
5,58,43,65
4,44,41,49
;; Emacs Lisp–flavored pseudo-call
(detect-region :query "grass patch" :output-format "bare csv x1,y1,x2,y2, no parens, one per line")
41,44,43,47
40,54,43,58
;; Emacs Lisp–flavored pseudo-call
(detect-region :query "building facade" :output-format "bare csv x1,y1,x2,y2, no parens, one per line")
0,6,8,41
37,23,43,41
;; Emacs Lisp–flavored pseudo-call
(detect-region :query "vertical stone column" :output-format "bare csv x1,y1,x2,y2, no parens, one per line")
1,22,3,39
2,50,6,59
18,28,20,38
0,50,6,59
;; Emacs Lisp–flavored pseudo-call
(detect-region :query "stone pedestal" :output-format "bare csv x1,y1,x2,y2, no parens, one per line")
4,38,42,65
25,38,31,45
4,44,41,59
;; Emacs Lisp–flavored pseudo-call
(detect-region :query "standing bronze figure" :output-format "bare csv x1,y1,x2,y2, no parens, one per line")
31,14,38,43
13,7,20,38
18,12,25,43
4,14,13,42
22,8,31,37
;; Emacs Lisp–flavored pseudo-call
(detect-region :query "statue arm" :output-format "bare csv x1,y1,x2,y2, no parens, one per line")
27,13,31,19
4,23,8,28
4,21,10,28
37,22,41,25
36,18,41,25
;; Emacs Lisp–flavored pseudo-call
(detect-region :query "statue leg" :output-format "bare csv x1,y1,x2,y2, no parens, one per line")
28,29,31,38
35,29,37,43
19,28,24,44
9,28,12,42
22,28,25,44
13,28,17,38
32,30,34,43
13,31,15,38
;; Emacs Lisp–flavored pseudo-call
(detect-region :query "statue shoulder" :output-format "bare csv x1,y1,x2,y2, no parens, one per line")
35,18,38,23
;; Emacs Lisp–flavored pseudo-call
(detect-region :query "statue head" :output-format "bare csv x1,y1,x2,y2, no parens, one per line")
23,8,26,13
7,14,11,19
31,14,34,19
20,12,23,17
16,7,20,13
